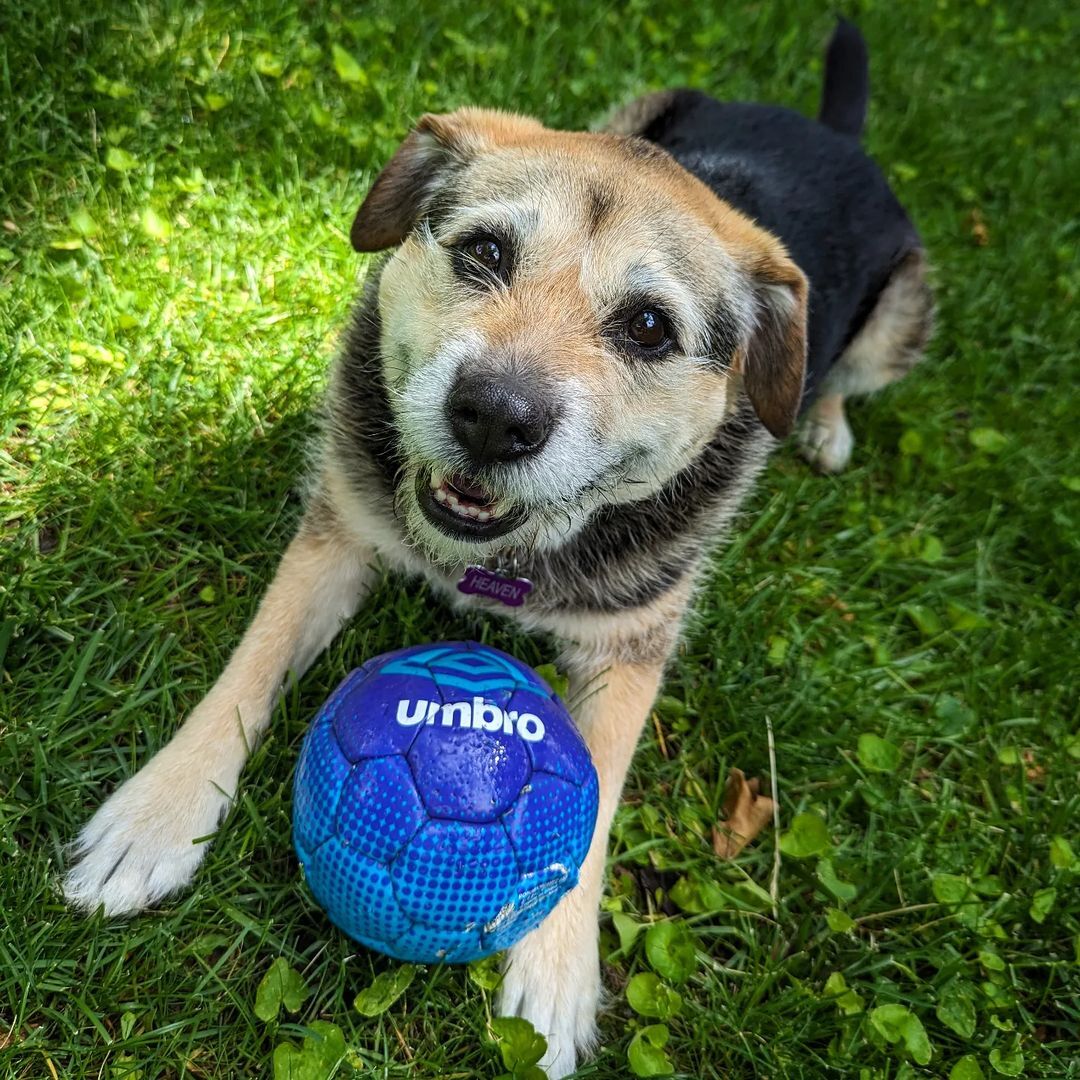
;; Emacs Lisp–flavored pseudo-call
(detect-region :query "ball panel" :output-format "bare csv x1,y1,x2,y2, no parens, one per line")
480,860,577,955
293,711,351,853
577,767,600,862
300,835,412,945
391,818,520,930
331,669,441,763
519,690,593,787
318,664,371,713
383,641,548,707
335,757,427,864
407,722,530,823
503,771,597,877
387,923,486,964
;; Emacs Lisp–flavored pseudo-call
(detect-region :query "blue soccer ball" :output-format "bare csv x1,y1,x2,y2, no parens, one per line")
292,642,599,963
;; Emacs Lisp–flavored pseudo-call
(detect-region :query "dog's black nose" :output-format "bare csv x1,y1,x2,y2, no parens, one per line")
447,373,553,465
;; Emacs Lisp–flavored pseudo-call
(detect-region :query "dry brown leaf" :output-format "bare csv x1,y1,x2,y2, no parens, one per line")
712,767,776,859
967,208,990,246
1022,748,1046,783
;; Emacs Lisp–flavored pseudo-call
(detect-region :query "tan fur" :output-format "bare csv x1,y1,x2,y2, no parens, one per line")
600,90,678,137
800,250,932,472
353,110,553,250
827,249,932,393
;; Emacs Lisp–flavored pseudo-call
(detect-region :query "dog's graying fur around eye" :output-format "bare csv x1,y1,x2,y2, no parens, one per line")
64,20,932,1078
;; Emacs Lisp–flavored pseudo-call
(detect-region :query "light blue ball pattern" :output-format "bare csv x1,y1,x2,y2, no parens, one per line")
293,642,599,962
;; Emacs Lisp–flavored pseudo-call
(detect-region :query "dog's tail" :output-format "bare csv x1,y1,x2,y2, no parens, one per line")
818,17,869,138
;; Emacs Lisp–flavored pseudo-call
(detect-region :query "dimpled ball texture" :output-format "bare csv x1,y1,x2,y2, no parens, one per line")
292,642,599,963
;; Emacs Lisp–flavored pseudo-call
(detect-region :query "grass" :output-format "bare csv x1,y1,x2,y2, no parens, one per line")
1,0,1078,1076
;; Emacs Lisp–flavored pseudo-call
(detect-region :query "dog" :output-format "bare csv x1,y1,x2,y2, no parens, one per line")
64,19,932,1078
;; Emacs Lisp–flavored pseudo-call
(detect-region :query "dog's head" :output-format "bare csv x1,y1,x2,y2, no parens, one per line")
349,108,807,563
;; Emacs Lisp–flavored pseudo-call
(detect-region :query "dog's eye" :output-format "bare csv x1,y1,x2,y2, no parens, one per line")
463,236,501,274
452,233,510,287
628,309,668,349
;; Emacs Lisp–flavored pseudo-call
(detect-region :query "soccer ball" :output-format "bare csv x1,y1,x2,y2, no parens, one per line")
292,642,599,963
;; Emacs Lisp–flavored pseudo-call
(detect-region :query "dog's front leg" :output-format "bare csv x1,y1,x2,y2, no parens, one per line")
63,504,374,916
499,649,668,1079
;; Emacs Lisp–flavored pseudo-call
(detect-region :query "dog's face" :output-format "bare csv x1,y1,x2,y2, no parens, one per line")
349,109,807,564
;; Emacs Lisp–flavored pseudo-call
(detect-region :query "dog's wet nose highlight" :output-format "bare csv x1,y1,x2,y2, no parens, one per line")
447,373,553,465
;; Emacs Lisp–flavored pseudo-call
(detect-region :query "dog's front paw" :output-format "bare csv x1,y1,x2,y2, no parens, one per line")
497,896,601,1079
63,744,233,916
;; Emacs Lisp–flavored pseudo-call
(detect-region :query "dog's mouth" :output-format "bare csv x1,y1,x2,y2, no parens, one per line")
415,469,529,541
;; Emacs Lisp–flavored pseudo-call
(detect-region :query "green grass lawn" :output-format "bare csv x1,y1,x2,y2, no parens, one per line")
2,0,1078,1076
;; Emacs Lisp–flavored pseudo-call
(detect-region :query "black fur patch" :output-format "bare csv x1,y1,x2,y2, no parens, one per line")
422,179,462,238
331,270,403,500
524,402,766,612
707,308,742,368
585,182,617,238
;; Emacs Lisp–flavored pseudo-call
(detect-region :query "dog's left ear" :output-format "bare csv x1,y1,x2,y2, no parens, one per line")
350,109,545,252
739,246,809,438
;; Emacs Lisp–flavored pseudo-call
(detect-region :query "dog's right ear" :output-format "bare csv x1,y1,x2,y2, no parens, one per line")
350,109,545,252
350,115,457,252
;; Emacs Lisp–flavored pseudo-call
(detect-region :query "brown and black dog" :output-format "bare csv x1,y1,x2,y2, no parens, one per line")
66,20,931,1077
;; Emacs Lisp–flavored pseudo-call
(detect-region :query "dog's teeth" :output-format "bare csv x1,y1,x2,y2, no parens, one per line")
426,470,504,526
